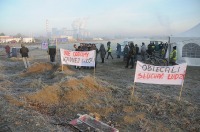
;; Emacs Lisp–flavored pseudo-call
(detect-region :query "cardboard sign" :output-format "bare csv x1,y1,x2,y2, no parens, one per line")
41,42,48,50
60,48,96,67
134,61,187,85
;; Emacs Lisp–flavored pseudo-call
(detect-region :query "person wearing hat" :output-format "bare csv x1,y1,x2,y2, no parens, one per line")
169,46,177,65
20,44,30,69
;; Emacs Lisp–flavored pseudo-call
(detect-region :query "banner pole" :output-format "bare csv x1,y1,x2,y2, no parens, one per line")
94,50,96,77
131,82,136,101
56,38,59,61
179,67,187,101
62,64,64,71
178,83,184,101
94,66,95,77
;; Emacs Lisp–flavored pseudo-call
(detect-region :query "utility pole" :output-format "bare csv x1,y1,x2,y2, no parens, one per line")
46,19,49,37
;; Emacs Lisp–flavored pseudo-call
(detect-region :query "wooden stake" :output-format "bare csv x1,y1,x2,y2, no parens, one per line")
94,50,96,77
62,64,64,71
178,83,184,101
178,66,187,101
131,82,136,101
94,66,96,77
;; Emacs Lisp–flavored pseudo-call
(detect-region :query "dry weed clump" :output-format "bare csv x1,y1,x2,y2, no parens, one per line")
61,76,108,92
57,65,75,75
0,65,5,71
84,105,114,117
60,76,111,104
0,86,7,92
10,57,24,61
3,94,25,107
29,78,45,89
0,80,13,87
25,85,61,106
123,106,135,113
23,62,54,75
63,89,88,103
123,112,146,124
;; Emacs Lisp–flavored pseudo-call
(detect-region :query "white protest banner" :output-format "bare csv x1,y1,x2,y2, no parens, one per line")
134,61,187,85
41,42,48,50
60,48,96,67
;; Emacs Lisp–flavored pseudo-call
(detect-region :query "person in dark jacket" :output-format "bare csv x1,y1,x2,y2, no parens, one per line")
123,44,129,62
20,44,30,69
99,44,106,63
141,42,146,61
48,46,56,62
4,45,11,58
116,43,121,58
135,44,139,61
125,42,136,69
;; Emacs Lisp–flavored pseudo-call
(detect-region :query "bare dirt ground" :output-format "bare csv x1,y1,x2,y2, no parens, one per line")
0,45,200,132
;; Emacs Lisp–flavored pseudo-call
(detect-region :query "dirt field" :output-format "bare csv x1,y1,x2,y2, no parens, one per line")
0,45,200,132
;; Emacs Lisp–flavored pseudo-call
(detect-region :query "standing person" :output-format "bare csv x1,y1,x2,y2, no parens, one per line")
4,45,11,58
20,44,30,69
91,44,99,68
116,43,121,58
75,46,82,69
123,44,129,62
170,46,177,65
48,46,56,62
99,44,106,63
107,41,111,47
106,45,113,59
159,42,164,57
161,47,165,59
73,44,78,51
135,44,139,61
125,42,136,69
141,42,146,62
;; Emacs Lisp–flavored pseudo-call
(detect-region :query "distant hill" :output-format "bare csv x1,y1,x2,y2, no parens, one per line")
175,23,200,37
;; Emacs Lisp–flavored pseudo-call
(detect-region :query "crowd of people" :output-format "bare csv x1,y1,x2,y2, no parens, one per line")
3,40,177,72
117,41,177,69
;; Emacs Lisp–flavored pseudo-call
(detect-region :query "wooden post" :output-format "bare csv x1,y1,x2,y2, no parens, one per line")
178,83,184,101
178,66,187,101
62,64,64,71
93,66,95,77
56,38,59,61
130,82,136,101
94,50,96,77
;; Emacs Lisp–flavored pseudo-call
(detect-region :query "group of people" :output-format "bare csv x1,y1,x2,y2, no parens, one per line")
4,44,30,70
123,42,139,69
123,41,177,67
72,42,114,66
3,40,177,72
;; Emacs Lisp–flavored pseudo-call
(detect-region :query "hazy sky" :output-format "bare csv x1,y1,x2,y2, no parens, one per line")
0,0,200,37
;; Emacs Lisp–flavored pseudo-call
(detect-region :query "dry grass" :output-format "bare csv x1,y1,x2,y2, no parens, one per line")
29,78,45,89
123,106,135,113
21,62,54,76
3,94,25,107
84,105,114,117
1,52,199,132
25,85,61,105
63,89,88,103
123,112,145,124
0,80,13,87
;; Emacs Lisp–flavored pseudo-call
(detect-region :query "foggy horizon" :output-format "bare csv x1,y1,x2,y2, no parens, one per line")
1,0,200,37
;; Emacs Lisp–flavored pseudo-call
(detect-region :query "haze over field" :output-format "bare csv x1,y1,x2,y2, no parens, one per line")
0,0,200,37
